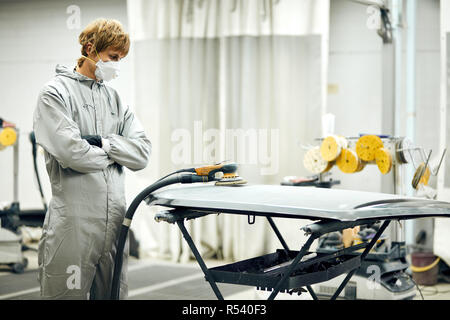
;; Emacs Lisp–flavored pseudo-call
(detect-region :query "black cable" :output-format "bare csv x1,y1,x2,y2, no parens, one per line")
153,168,195,184
379,8,393,43
110,173,209,300
29,132,47,212
407,274,424,300
153,162,232,184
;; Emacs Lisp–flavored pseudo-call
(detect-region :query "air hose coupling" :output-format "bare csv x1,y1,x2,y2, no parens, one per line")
180,174,210,184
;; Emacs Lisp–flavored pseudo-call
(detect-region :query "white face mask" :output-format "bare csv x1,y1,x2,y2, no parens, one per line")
95,59,120,82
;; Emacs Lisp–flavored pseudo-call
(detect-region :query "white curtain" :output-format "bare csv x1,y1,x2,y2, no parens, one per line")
128,0,329,39
127,0,329,262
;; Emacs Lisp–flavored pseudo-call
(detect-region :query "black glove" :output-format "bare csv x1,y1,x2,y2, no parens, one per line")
82,135,102,148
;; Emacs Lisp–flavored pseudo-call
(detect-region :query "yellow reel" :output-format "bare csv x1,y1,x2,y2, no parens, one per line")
320,135,347,162
0,127,17,149
356,135,384,162
336,149,361,174
420,167,431,185
412,163,431,189
304,147,333,174
375,148,393,175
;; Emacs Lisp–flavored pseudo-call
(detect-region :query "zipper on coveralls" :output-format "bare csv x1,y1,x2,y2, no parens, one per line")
93,82,109,254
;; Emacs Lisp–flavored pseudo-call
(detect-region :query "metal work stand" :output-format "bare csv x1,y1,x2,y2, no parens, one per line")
155,209,391,300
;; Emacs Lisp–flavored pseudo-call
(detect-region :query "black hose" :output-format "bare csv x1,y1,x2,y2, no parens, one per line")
110,173,209,299
29,132,47,212
153,167,195,184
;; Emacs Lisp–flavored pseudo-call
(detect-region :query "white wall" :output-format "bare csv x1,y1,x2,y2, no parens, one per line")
327,0,441,194
439,0,450,200
415,0,441,174
0,0,134,210
327,0,384,192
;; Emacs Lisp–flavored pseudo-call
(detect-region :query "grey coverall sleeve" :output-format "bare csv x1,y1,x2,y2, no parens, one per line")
34,86,113,173
105,106,151,171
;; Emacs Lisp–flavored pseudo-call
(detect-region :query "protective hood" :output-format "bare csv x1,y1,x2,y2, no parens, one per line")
55,64,96,82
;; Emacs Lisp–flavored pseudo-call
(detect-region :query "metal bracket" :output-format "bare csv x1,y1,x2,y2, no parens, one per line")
154,209,210,224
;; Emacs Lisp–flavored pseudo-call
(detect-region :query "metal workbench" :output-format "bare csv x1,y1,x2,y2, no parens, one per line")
146,184,450,300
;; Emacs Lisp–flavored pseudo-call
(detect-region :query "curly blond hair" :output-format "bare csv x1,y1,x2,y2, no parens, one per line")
77,18,130,67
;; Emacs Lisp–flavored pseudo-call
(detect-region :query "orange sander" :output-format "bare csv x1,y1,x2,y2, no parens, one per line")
154,161,247,186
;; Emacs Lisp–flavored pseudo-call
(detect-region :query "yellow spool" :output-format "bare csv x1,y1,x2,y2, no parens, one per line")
304,147,333,174
375,148,393,175
412,163,431,189
0,127,17,148
336,149,361,174
356,135,384,162
320,136,340,161
420,167,431,185
320,135,347,162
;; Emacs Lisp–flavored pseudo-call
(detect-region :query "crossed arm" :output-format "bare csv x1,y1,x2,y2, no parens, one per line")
33,86,151,173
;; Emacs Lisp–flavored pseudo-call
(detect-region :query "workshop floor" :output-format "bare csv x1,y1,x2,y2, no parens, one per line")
1,248,450,300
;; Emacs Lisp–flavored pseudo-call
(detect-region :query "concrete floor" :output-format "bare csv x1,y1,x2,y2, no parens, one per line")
0,247,253,300
1,246,450,300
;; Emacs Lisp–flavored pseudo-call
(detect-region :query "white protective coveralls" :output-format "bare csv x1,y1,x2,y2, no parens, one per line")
33,64,152,299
